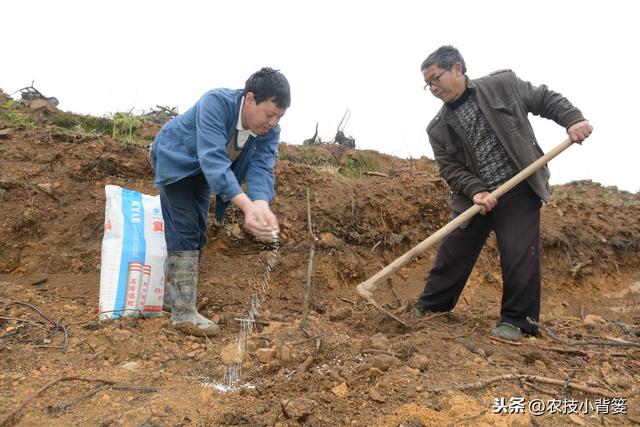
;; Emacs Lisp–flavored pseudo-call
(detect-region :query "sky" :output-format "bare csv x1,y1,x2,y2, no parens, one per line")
3,0,639,192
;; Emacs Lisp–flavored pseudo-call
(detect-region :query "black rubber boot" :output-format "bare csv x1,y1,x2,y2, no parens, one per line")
164,251,219,336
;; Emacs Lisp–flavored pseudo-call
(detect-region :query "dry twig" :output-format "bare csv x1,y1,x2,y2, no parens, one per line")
539,345,627,357
300,187,317,332
1,377,114,425
425,311,452,320
232,318,272,326
380,266,401,309
447,323,479,340
369,299,409,327
0,316,51,332
489,336,524,346
362,348,396,357
429,374,637,399
528,317,640,349
362,171,388,177
295,355,315,380
570,260,592,277
0,301,68,349
520,379,556,396
290,335,323,346
29,278,48,286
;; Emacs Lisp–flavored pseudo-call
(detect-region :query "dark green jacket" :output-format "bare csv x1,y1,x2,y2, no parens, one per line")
427,70,585,217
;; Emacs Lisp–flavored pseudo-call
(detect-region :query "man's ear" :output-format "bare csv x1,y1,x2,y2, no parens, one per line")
245,91,255,105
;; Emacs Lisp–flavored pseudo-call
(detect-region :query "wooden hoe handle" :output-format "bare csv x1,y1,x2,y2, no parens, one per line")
356,138,575,303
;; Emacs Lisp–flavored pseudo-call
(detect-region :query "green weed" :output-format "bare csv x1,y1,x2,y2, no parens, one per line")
109,111,145,150
0,100,36,129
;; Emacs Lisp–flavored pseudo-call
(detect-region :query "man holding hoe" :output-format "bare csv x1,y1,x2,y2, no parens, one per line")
415,46,592,341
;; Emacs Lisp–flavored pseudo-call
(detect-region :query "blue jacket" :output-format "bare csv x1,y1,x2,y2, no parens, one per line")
150,88,280,223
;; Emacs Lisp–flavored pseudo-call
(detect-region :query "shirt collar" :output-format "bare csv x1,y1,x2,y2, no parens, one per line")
237,96,258,137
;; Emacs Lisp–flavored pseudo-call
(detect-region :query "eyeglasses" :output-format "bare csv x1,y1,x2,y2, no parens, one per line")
423,69,450,90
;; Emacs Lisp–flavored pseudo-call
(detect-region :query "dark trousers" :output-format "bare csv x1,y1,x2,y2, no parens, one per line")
159,173,211,252
416,182,542,334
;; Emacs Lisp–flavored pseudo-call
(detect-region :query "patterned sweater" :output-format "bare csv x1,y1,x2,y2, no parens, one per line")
449,89,516,191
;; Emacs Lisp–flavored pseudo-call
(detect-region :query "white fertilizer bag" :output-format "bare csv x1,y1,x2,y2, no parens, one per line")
99,185,167,319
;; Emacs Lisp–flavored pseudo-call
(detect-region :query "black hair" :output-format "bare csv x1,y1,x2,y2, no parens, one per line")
420,45,467,74
244,67,291,109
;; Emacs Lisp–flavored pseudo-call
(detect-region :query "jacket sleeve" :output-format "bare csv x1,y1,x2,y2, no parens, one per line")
510,73,585,129
429,130,487,200
195,93,243,200
246,128,279,202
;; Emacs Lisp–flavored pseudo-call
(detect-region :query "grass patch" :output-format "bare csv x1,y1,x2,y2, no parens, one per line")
279,143,386,178
48,113,113,134
340,152,383,178
0,100,36,129
108,111,151,150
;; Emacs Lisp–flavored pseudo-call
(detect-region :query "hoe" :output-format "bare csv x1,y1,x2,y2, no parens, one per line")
356,138,576,311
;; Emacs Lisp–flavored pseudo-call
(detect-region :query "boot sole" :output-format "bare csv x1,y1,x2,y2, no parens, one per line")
174,322,220,337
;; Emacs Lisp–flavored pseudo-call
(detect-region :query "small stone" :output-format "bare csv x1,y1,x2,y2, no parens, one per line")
369,333,390,350
246,340,257,352
317,232,341,249
407,354,430,371
28,99,54,110
219,410,249,425
402,366,421,375
488,351,524,363
256,347,276,364
533,360,547,370
583,314,606,324
406,419,426,427
522,349,551,366
120,362,138,371
262,321,285,334
279,345,292,362
36,183,55,196
368,367,384,378
350,339,364,353
281,397,316,421
220,343,241,364
331,382,349,397
369,388,386,403
368,354,399,371
328,306,352,321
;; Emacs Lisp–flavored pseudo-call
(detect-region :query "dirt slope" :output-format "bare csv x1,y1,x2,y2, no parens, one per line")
1,95,639,426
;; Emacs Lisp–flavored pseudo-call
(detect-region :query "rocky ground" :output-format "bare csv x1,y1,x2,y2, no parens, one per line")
1,92,639,426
